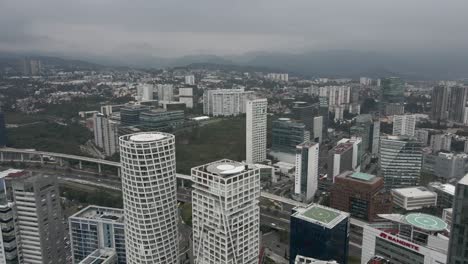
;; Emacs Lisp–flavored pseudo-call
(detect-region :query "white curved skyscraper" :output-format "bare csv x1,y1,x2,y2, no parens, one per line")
119,132,179,264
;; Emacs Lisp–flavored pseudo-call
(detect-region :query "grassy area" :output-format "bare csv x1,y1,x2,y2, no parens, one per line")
180,202,192,226
176,117,246,174
348,256,361,264
4,112,48,124
7,121,92,155
60,183,123,208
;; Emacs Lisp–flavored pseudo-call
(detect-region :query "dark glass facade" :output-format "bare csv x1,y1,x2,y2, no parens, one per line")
447,176,468,264
139,110,185,131
381,77,404,104
272,119,309,153
289,212,349,264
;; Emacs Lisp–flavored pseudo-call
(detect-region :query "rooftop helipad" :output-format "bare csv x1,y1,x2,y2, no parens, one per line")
405,213,447,232
294,204,349,229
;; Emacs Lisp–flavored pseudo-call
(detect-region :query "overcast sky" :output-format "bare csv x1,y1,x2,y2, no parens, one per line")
1,0,467,58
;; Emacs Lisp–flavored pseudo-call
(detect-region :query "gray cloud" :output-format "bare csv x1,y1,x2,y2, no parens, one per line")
1,0,467,59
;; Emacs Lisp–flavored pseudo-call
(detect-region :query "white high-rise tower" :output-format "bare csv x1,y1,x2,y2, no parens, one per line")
119,132,179,264
294,141,319,202
246,99,267,164
192,159,260,264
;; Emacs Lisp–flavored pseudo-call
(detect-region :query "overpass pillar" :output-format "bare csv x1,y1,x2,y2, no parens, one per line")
79,161,82,170
20,154,24,162
98,164,102,174
40,155,44,164
0,152,3,161
181,179,185,188
59,158,63,166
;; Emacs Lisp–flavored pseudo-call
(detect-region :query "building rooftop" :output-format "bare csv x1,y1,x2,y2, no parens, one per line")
0,169,25,179
195,159,257,178
293,204,349,229
332,143,354,154
428,182,456,196
459,174,468,185
71,205,124,224
350,172,375,182
79,248,116,264
405,213,447,232
392,187,436,198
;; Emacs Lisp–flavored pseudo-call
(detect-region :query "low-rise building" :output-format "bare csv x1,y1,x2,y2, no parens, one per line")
391,187,437,210
428,182,455,209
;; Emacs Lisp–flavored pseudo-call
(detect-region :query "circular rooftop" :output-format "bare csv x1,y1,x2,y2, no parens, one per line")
206,161,245,175
130,133,166,142
405,213,447,232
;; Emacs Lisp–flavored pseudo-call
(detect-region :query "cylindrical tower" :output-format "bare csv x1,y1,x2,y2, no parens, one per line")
119,132,179,264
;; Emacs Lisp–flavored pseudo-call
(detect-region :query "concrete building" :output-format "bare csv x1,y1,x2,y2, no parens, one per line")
362,213,448,264
119,105,151,126
360,77,373,86
423,152,468,180
291,101,319,135
0,169,21,264
447,174,468,264
319,86,350,107
294,141,319,202
384,103,405,116
11,174,67,264
119,132,179,264
289,204,349,264
393,115,416,136
448,86,468,124
442,208,452,230
391,187,437,210
328,143,354,180
94,114,119,156
69,206,126,264
139,84,154,101
428,182,455,209
192,160,260,264
271,118,310,154
203,88,254,116
430,133,452,153
246,99,268,164
78,248,117,264
313,116,323,143
266,73,288,82
294,256,338,264
157,84,174,102
338,137,363,172
379,136,422,189
381,77,405,105
415,129,430,146
330,171,392,222
431,85,451,121
179,87,195,108
185,75,195,85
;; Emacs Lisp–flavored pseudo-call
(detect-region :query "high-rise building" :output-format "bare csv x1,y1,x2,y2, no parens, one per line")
179,87,195,108
0,112,6,147
119,132,179,264
424,152,468,180
330,171,392,222
246,99,267,164
192,160,260,264
328,143,354,180
313,116,323,143
371,120,380,155
448,86,468,124
428,182,455,209
294,141,319,202
431,85,451,121
384,103,405,116
140,84,154,101
319,97,329,138
447,174,468,264
379,136,422,189
415,129,430,146
0,169,21,264
289,204,349,264
11,174,67,264
266,73,288,82
157,84,174,102
203,88,254,116
381,77,404,104
185,75,195,85
392,115,416,136
94,114,119,156
69,206,126,264
319,86,351,107
430,133,452,153
271,118,310,154
291,101,319,134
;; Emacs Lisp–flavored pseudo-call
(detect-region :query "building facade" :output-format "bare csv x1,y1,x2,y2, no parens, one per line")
448,86,468,124
381,77,404,104
271,118,310,154
431,85,451,121
430,133,452,153
192,160,260,264
391,187,437,211
289,204,349,264
328,143,354,179
11,174,67,264
393,115,416,136
447,175,468,264
246,99,268,164
94,114,119,156
139,110,185,131
379,136,422,189
330,171,392,222
203,88,254,116
119,132,179,264
157,84,174,102
294,141,319,202
69,206,126,264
